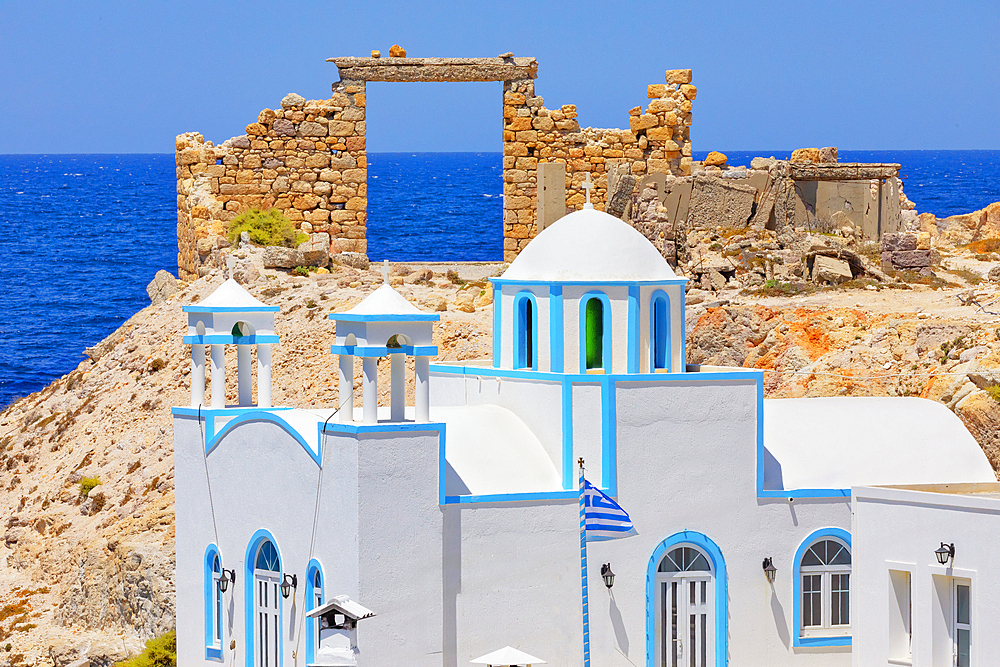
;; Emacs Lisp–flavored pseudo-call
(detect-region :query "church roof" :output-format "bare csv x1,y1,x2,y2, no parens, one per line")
329,284,439,322
762,397,996,491
500,207,680,283
470,646,546,665
183,278,279,313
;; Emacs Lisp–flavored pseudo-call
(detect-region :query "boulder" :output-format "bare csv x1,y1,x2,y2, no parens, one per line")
453,290,476,312
146,270,180,305
704,151,727,167
988,265,1000,282
882,233,917,252
687,175,756,230
891,250,933,269
371,50,381,58
335,252,370,270
790,148,820,163
388,44,407,57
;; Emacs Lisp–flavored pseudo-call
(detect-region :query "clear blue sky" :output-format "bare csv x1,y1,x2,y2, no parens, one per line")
1,0,997,154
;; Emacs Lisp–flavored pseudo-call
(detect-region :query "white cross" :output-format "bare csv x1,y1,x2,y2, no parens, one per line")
582,173,594,208
226,255,236,280
382,259,390,284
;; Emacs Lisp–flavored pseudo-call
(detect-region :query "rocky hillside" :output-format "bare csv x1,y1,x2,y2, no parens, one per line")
1,245,1000,664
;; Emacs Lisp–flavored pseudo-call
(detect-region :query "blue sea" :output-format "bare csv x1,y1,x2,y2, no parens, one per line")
1,150,999,408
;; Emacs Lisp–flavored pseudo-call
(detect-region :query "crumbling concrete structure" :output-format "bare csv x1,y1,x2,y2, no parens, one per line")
175,54,696,278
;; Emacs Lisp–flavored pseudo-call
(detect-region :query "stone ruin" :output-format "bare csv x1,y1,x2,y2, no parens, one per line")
175,51,923,287
611,150,920,290
175,53,696,279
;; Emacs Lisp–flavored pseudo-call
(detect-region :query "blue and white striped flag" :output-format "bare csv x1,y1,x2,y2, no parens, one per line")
582,478,636,541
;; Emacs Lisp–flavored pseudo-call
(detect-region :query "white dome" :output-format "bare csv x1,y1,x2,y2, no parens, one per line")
501,207,678,282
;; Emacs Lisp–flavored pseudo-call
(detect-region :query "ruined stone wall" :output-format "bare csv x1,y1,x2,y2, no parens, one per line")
176,82,368,280
175,57,696,276
501,69,695,260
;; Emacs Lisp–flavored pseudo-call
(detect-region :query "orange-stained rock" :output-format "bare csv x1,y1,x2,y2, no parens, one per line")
388,44,406,57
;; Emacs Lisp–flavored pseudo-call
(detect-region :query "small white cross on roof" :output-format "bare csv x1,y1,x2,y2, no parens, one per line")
226,255,236,280
382,259,390,284
582,173,594,209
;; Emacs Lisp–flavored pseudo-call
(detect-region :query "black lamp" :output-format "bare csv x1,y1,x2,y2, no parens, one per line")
762,557,777,584
219,568,236,593
935,542,955,565
280,573,298,598
601,563,615,590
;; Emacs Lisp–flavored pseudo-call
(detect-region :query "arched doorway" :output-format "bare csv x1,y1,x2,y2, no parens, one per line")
253,539,281,667
656,545,714,667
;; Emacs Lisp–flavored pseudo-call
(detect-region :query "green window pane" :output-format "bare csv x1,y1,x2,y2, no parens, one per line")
585,299,603,369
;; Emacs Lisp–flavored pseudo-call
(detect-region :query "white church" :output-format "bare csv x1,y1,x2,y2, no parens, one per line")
174,202,1000,667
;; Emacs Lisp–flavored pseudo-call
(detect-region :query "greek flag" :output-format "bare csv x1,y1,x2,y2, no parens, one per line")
582,479,636,541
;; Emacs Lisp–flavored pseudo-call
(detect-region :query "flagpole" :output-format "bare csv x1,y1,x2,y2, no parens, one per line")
579,457,590,667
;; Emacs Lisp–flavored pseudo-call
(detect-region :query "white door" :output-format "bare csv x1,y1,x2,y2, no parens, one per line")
659,576,713,667
255,570,280,667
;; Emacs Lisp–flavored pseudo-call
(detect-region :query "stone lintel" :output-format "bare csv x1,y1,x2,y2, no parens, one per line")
327,56,538,82
790,163,901,181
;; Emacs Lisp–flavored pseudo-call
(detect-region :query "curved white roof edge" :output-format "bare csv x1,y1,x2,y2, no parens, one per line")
501,207,679,283
198,278,272,309
344,283,427,316
763,397,996,491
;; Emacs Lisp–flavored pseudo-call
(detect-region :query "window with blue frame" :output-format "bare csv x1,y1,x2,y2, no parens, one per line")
799,537,851,638
585,298,604,371
514,292,537,370
204,545,223,658
306,560,325,664
651,293,670,371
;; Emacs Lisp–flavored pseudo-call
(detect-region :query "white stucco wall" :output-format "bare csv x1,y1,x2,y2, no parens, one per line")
498,284,551,371
852,485,1000,667
175,412,445,667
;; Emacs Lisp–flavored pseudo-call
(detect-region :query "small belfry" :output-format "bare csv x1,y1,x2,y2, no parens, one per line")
181,263,280,408
328,263,439,424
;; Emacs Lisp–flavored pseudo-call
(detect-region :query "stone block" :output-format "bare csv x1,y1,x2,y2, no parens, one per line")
790,148,820,163
327,120,356,136
892,250,933,268
818,146,838,163
687,175,757,230
882,233,917,252
665,69,693,84
246,123,266,136
704,151,727,167
281,93,306,109
812,255,853,283
648,84,666,98
680,84,697,100
646,127,673,141
298,121,327,137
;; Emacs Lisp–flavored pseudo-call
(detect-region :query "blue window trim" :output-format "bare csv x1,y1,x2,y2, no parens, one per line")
305,559,324,665
244,530,284,667
204,544,223,661
512,291,539,370
561,376,573,489
627,285,640,373
578,291,612,374
646,531,728,667
550,285,563,373
649,290,671,372
792,528,853,647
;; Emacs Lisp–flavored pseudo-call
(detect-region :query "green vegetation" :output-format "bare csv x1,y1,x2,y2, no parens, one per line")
115,631,176,667
78,476,101,497
951,268,982,285
292,266,310,277
986,385,1000,403
226,208,307,248
747,280,813,297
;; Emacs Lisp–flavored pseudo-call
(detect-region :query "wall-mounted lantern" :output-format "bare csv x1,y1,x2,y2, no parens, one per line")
219,568,237,593
762,557,777,584
280,573,298,598
935,542,955,566
601,563,615,590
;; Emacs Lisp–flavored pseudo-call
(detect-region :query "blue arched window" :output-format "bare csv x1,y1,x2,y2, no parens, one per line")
650,291,671,372
793,528,852,647
513,291,538,370
305,559,325,665
244,531,282,667
204,545,223,660
579,292,611,373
